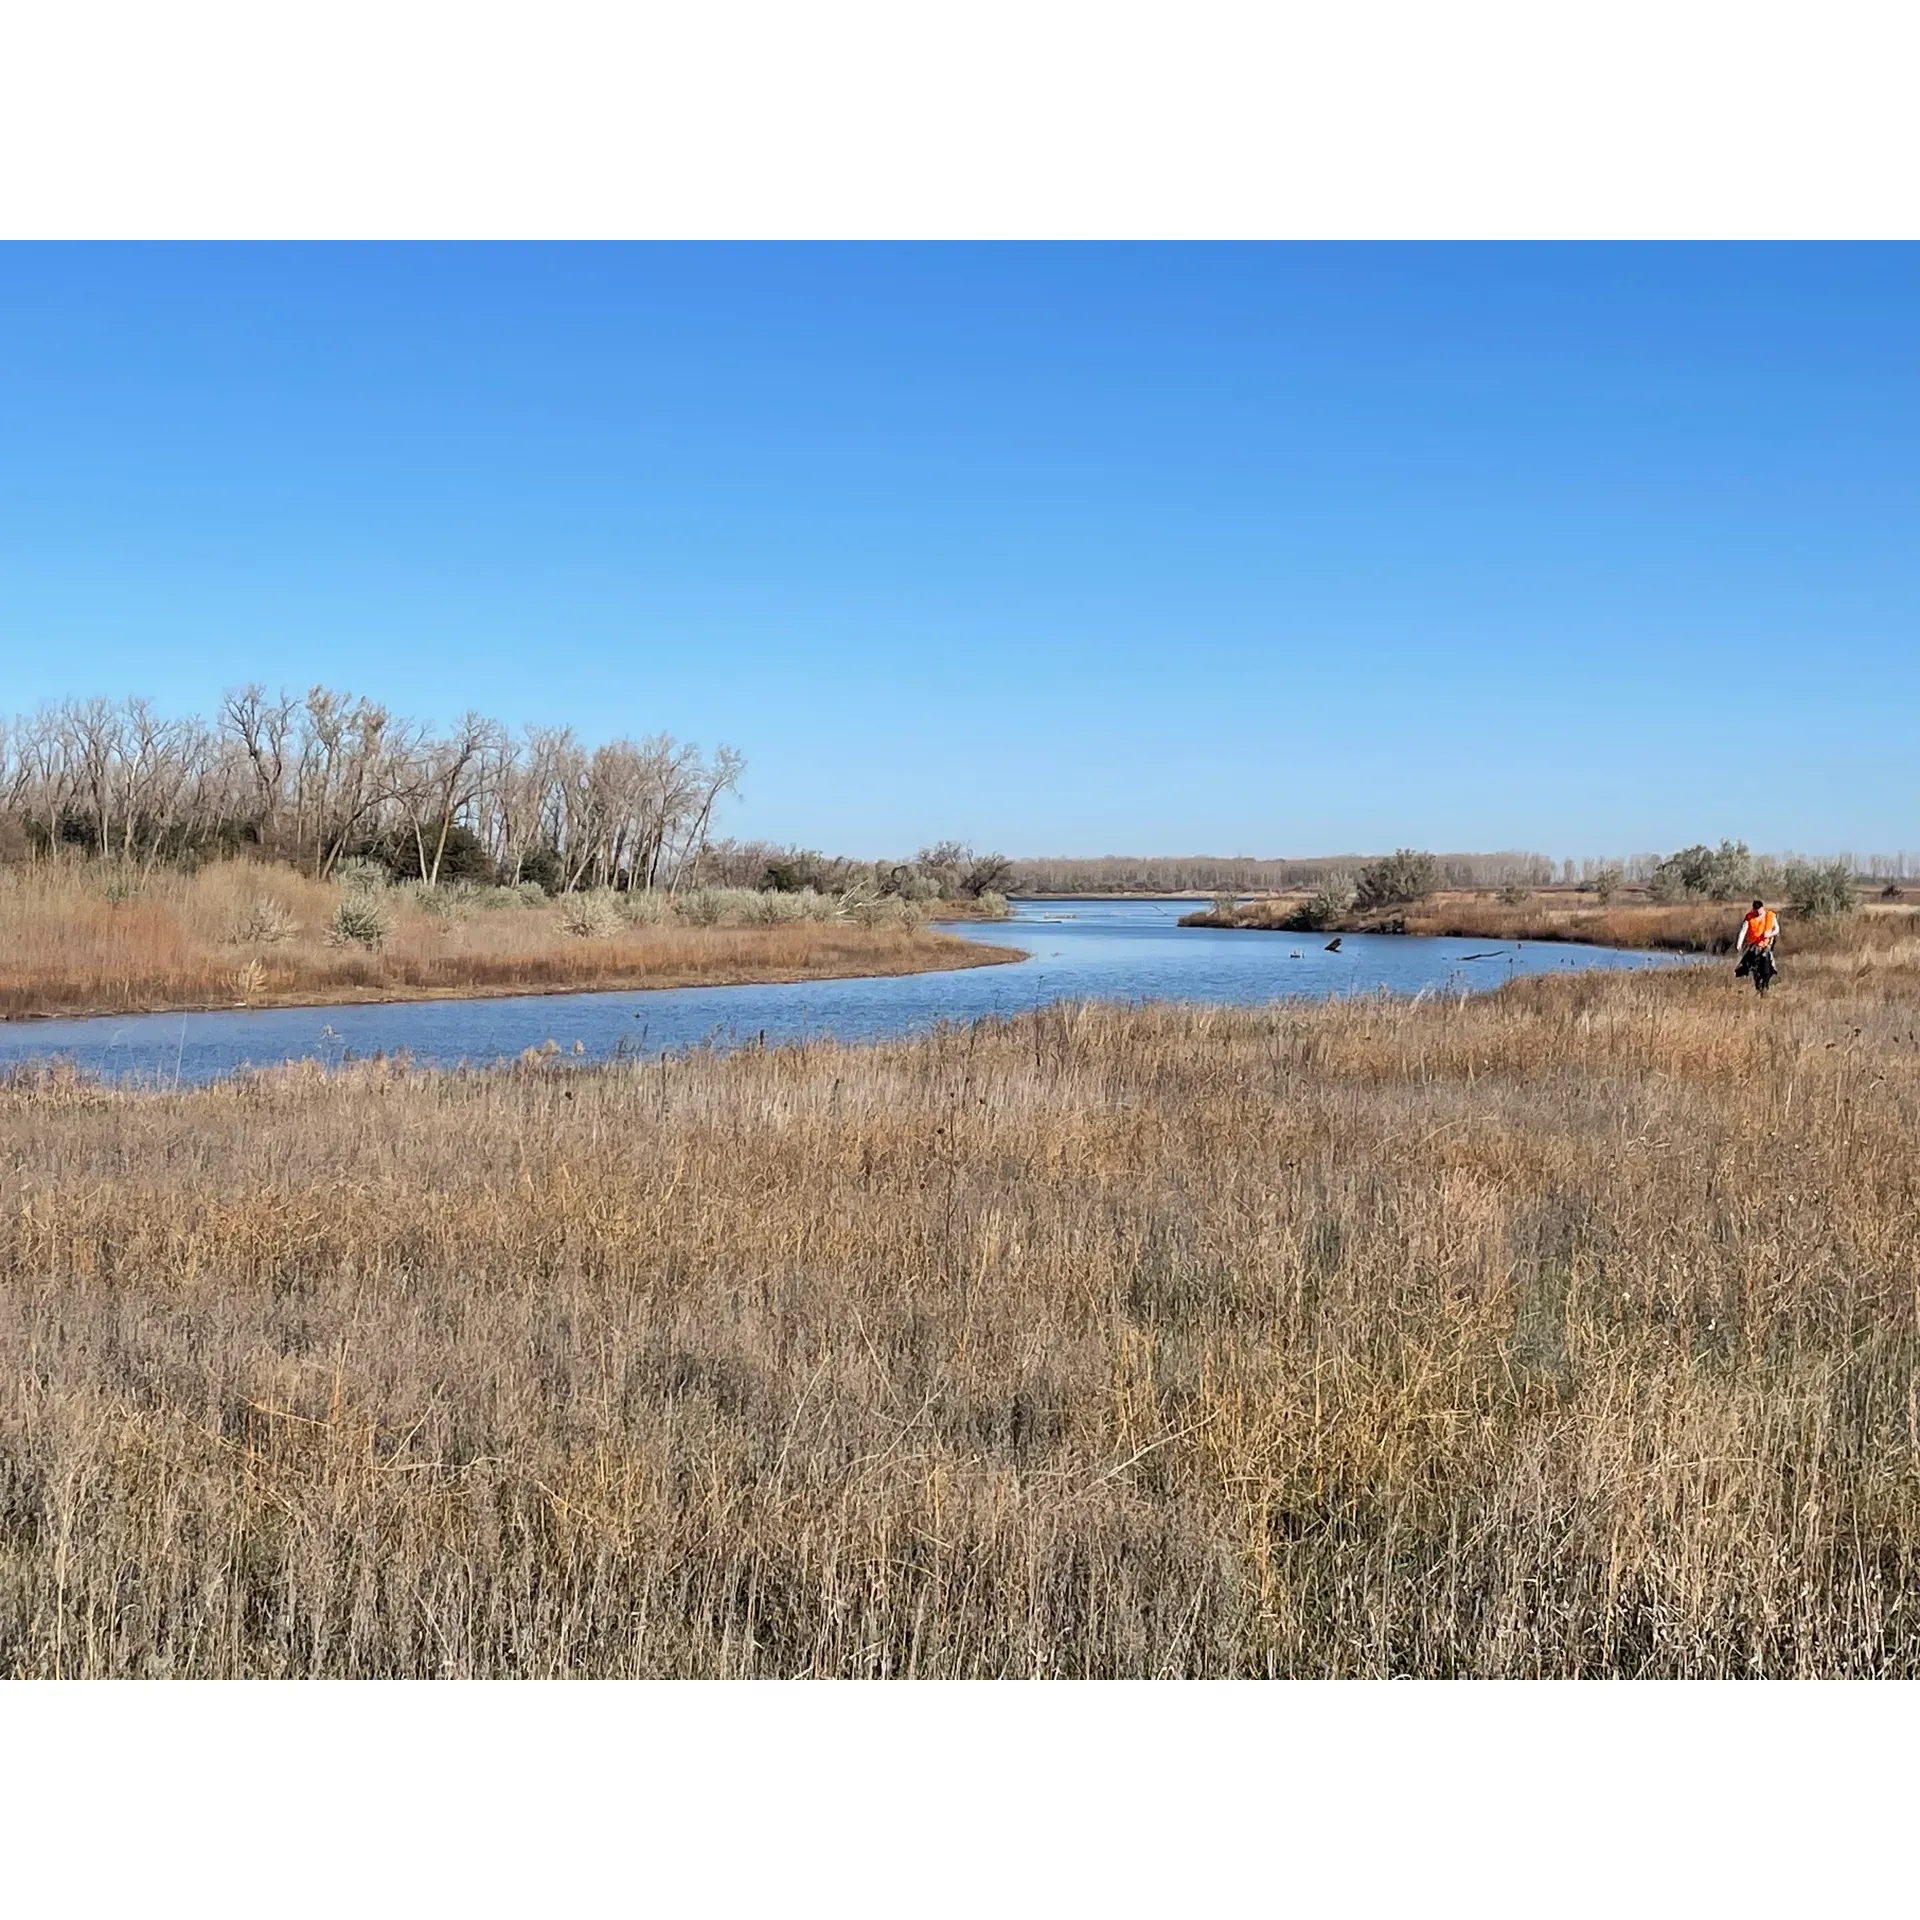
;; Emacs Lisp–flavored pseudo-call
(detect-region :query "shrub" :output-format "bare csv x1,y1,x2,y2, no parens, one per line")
974,891,1010,919
752,890,804,925
468,881,548,911
853,895,922,929
1650,840,1751,902
1211,892,1241,924
1497,882,1531,907
1301,872,1358,930
227,896,298,945
329,895,390,950
678,889,726,927
618,888,674,927
960,852,1015,899
1354,850,1438,910
333,856,389,895
1590,868,1623,904
557,890,623,939
399,879,482,920
1783,859,1858,920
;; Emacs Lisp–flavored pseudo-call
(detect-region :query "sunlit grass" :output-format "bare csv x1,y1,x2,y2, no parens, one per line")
2,934,1917,1675
0,860,1009,1020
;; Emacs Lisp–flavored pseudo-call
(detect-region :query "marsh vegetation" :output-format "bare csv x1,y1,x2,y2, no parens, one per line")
0,860,1009,1022
1183,844,1901,953
3,915,1917,1676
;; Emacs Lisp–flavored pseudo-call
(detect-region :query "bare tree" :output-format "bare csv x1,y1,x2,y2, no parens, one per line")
0,685,746,895
666,745,744,892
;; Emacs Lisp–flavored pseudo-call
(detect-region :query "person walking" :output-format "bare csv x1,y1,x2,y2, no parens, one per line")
1734,897,1779,994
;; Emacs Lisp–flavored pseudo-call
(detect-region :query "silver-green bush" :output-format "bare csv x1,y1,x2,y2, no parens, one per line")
1783,859,1857,919
557,891,623,939
333,857,389,895
227,896,298,945
329,895,390,950
1650,840,1751,902
1302,873,1358,929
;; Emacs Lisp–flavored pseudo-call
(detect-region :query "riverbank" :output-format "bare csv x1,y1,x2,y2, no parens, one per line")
1180,886,1920,955
0,862,1019,1021
5,937,1917,1676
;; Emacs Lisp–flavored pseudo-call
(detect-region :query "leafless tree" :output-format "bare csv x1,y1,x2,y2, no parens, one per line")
0,686,746,895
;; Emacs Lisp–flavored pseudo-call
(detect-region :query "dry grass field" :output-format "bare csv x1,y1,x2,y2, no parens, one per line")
0,862,1010,1022
3,915,1918,1676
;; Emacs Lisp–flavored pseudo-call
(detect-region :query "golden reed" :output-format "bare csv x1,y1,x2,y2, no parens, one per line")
0,918,1916,1673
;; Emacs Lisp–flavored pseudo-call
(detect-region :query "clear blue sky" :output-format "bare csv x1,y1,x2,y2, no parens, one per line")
2,244,1914,860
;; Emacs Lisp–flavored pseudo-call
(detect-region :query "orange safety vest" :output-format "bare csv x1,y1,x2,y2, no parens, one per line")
1743,908,1777,948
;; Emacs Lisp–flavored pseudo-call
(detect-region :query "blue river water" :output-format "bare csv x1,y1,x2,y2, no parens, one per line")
0,897,1690,1087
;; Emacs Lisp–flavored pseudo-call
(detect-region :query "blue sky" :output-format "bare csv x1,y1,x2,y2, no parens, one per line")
1,244,1913,860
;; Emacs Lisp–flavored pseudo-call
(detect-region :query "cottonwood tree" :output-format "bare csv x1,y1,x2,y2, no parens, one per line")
0,686,743,894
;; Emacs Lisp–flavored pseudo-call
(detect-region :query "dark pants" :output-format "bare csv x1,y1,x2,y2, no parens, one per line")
1735,945,1776,987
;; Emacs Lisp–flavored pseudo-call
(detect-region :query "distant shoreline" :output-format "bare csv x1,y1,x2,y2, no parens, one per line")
1173,888,1919,956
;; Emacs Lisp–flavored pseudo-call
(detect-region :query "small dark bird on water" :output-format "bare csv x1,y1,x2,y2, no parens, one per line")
1324,937,1342,952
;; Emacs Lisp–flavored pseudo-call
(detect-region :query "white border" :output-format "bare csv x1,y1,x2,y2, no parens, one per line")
0,3,1915,238
1,1681,1912,1910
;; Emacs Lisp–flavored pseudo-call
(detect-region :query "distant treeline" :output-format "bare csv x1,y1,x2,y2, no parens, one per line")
6,692,1913,905
998,848,1917,895
1005,852,1562,894
1,689,742,893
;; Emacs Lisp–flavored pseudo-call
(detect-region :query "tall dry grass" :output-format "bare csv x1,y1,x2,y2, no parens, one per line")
1197,885,1920,957
1399,894,1920,953
0,861,1007,1020
3,936,1919,1675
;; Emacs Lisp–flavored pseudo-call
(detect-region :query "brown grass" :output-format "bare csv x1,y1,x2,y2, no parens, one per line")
3,932,1919,1676
1196,885,1920,956
1400,893,1920,954
0,862,1013,1021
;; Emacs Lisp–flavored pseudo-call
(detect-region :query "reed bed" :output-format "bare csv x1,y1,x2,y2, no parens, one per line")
2,934,1918,1677
0,862,1005,1021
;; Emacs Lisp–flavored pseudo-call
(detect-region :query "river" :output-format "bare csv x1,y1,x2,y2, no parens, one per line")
0,897,1690,1086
